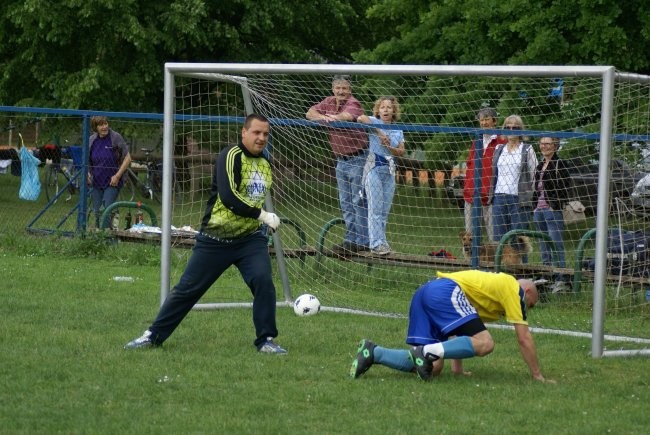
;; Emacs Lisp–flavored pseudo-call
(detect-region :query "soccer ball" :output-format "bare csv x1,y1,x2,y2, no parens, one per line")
293,294,321,317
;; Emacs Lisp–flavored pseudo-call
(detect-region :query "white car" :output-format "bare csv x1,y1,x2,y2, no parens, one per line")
630,173,650,217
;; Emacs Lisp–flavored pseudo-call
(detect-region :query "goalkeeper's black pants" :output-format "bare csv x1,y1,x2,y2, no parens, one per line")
148,231,278,349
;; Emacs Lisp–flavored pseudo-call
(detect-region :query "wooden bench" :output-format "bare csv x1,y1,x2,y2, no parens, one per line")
103,212,650,293
111,229,319,260
103,206,316,264
315,221,650,292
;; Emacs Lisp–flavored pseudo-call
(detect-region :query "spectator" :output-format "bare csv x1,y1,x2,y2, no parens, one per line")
306,75,369,254
124,114,287,354
489,115,537,258
357,96,405,255
463,107,507,241
532,137,572,293
87,116,131,227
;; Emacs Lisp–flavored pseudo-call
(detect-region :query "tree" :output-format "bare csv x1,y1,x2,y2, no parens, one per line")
354,0,650,74
0,0,377,111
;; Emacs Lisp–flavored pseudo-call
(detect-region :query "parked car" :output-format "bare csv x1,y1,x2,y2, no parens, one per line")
567,158,645,214
630,174,650,217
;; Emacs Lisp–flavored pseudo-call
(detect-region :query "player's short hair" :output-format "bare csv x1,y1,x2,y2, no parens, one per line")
539,136,560,148
372,96,401,121
477,107,498,120
332,74,351,85
503,114,525,130
90,116,109,133
243,113,270,129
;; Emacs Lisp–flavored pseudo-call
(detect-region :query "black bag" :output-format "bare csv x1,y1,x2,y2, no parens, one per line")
606,229,650,277
582,229,650,277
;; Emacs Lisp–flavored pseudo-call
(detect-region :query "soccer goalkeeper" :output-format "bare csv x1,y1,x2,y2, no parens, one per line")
124,114,287,354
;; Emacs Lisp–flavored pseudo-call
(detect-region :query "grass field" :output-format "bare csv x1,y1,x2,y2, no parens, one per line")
1,234,649,434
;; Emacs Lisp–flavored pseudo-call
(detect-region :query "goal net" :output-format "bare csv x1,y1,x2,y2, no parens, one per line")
162,64,650,358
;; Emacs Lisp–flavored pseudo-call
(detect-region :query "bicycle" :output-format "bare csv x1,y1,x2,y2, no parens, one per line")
124,147,176,203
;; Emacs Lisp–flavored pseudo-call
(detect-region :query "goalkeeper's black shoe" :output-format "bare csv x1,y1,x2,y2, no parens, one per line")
350,338,376,379
409,345,439,381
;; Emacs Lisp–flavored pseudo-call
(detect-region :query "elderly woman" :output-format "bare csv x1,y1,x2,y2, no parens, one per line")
87,116,131,227
489,115,538,259
532,137,573,292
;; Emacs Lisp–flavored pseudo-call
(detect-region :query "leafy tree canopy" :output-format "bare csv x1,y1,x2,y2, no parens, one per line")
0,0,376,111
2,0,649,115
354,0,650,73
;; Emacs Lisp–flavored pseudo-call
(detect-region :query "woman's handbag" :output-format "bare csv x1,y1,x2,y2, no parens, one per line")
563,200,586,225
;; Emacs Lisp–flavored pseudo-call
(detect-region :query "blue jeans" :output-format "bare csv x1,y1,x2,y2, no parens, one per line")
492,194,531,262
365,165,395,249
533,208,567,281
335,154,369,246
492,194,531,242
91,186,119,226
149,232,278,348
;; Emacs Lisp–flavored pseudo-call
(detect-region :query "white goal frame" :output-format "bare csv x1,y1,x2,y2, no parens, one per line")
161,63,648,359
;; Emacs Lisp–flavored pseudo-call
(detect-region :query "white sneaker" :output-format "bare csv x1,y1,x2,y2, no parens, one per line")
371,244,391,255
551,281,570,294
257,338,288,354
124,330,155,349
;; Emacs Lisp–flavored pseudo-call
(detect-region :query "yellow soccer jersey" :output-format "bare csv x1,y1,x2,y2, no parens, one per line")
436,270,528,325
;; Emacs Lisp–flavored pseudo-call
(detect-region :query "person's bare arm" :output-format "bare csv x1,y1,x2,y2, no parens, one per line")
450,359,472,376
307,107,344,123
388,140,405,157
514,323,555,383
111,152,132,187
336,111,356,122
306,108,326,121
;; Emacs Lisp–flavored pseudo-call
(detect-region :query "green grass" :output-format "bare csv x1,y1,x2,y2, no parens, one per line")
2,170,650,433
1,236,649,434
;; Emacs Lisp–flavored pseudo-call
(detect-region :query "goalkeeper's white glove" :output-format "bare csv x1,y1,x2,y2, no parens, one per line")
258,209,281,231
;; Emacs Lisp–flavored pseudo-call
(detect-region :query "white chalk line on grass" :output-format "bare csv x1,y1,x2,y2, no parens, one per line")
194,303,650,345
487,323,650,344
320,306,650,345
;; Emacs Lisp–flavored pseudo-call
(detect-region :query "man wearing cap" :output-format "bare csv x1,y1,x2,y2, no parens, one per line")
306,75,369,254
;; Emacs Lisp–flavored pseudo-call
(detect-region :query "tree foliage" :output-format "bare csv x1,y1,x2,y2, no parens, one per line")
1,0,649,115
0,0,376,111
354,0,650,73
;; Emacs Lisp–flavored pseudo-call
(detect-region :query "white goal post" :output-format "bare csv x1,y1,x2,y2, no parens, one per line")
161,63,650,359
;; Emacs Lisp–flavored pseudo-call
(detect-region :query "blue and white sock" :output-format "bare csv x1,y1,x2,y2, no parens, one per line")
374,346,414,372
423,336,475,359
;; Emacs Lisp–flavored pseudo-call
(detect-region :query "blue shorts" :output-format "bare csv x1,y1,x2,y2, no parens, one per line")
406,278,479,346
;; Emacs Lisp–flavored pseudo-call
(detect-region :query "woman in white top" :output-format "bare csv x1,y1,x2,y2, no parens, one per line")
489,115,538,254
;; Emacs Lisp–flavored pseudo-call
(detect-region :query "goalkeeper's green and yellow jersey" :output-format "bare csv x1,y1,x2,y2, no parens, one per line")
200,143,273,239
436,270,528,325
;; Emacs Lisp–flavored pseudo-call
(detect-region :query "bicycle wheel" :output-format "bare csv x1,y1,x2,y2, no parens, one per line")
118,175,136,202
45,165,63,203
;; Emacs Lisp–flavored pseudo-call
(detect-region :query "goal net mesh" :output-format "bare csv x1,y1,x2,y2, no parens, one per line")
167,68,650,349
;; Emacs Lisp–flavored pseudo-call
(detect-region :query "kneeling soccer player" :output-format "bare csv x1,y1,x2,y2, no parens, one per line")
350,270,555,383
